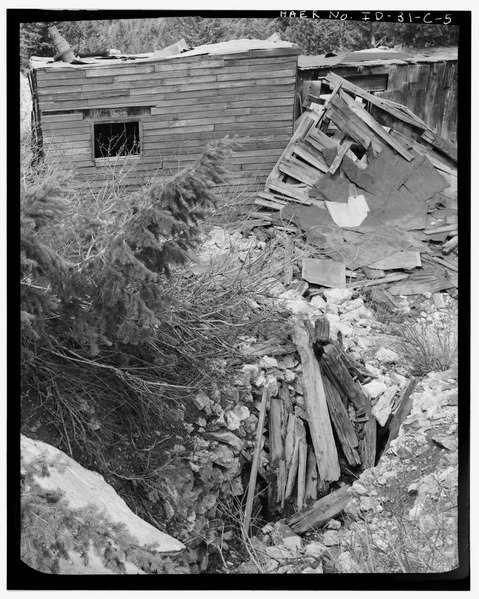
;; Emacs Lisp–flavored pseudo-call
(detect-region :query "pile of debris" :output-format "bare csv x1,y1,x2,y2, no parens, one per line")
250,72,458,299
233,284,420,536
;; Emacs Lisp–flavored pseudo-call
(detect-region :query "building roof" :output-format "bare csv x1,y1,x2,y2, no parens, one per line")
30,38,299,70
298,46,458,70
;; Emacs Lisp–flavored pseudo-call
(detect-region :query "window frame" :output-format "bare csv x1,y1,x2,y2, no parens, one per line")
90,117,143,165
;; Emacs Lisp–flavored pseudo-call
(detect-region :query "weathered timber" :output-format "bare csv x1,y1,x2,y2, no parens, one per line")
268,397,286,513
293,319,340,482
287,485,351,534
279,381,294,415
284,235,294,287
319,344,367,416
338,89,413,161
359,396,377,470
313,317,330,347
384,378,417,452
297,426,308,511
305,447,319,502
284,412,296,468
325,71,428,131
442,236,458,255
347,273,409,290
267,112,320,187
328,138,353,174
321,372,361,467
285,437,300,500
244,385,270,534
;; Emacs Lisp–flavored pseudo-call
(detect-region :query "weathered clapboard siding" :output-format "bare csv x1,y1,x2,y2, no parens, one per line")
32,41,298,193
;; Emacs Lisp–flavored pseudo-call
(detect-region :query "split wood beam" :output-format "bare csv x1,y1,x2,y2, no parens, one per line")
286,485,351,534
338,89,414,161
293,319,340,482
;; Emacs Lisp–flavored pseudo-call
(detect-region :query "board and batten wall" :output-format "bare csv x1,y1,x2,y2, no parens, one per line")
31,47,298,195
296,59,457,145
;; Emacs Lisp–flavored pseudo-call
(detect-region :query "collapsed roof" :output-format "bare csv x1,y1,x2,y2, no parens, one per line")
251,72,458,297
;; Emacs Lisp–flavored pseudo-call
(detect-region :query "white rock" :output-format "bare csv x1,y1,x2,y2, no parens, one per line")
302,564,324,573
375,347,400,363
326,518,341,530
351,482,369,496
284,369,296,383
323,288,353,305
304,542,327,556
322,530,340,546
225,410,241,431
362,380,387,400
192,391,212,411
339,298,364,313
390,372,407,388
21,435,184,574
278,290,315,316
260,355,278,369
337,551,359,573
310,295,327,310
233,404,250,422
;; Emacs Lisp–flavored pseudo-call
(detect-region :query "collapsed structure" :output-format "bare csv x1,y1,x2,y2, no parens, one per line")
252,71,458,298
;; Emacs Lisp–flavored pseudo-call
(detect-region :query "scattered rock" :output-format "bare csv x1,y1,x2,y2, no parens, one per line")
323,288,353,305
304,542,327,557
375,347,400,363
322,530,340,546
362,380,387,399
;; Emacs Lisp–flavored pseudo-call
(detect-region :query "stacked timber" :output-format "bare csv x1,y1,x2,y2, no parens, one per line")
241,315,379,533
29,39,299,193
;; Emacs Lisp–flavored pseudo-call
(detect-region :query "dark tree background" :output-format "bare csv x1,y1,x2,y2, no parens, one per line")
20,17,459,71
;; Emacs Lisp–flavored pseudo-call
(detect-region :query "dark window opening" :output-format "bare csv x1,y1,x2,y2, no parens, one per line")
94,121,140,158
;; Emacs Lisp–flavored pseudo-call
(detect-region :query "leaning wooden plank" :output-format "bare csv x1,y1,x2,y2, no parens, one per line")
287,485,351,534
326,100,383,155
254,198,285,211
421,129,457,162
322,372,361,467
267,111,321,187
284,412,296,468
293,319,340,482
266,179,312,204
328,138,354,174
359,396,377,470
305,447,319,502
268,397,286,512
285,436,300,500
244,385,271,534
442,235,458,255
278,154,322,187
293,140,330,173
297,434,308,511
319,344,367,415
325,72,428,131
338,90,414,161
384,378,417,452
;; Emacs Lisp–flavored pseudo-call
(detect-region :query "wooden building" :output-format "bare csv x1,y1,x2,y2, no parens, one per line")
296,47,458,144
28,39,299,194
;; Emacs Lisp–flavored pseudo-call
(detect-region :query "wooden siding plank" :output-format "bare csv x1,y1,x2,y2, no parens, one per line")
216,69,296,82
50,89,132,102
41,113,84,123
85,64,156,77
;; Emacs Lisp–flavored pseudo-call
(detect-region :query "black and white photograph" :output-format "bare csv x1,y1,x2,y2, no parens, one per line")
7,6,471,592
